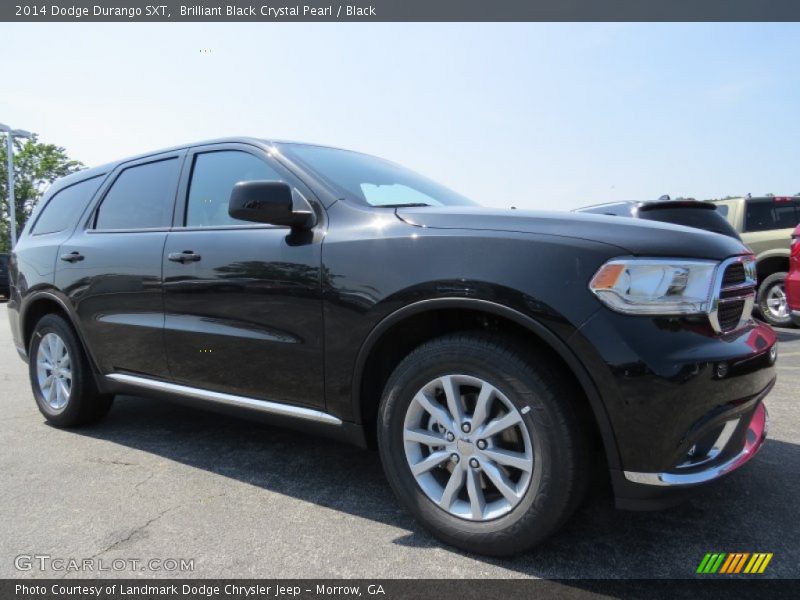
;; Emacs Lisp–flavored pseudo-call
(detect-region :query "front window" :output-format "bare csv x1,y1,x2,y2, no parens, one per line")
276,143,477,208
186,150,286,227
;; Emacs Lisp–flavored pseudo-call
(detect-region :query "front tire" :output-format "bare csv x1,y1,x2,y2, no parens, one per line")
28,314,113,427
377,334,588,556
758,272,792,328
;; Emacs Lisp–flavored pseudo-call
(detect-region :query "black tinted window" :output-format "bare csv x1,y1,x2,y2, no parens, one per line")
32,176,103,235
745,200,800,232
775,204,798,228
95,159,179,230
186,151,283,227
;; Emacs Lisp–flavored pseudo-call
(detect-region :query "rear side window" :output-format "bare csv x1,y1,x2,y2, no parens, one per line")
94,158,180,230
31,176,103,235
715,204,729,218
186,151,285,227
745,200,800,232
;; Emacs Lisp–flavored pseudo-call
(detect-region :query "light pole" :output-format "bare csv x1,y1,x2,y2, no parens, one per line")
0,123,34,249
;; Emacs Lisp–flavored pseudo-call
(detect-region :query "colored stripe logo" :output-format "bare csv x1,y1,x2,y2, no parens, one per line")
697,552,773,574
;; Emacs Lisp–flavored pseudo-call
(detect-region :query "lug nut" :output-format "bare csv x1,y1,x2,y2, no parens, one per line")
446,432,455,442
469,458,479,469
461,422,471,433
476,439,487,450
451,453,460,464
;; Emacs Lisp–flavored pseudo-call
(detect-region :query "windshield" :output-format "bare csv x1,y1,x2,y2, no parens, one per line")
276,143,478,208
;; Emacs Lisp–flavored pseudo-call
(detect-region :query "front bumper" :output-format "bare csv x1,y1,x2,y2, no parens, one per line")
623,400,768,487
571,308,777,509
614,399,768,509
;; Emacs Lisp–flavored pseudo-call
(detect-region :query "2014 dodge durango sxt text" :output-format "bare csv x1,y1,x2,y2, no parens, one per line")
6,139,776,555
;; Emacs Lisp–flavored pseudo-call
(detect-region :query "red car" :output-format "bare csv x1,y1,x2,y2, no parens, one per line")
788,224,800,326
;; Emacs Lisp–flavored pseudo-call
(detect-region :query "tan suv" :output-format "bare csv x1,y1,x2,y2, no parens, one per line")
713,195,800,327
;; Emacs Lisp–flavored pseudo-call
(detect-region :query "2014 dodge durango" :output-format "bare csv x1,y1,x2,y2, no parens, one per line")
6,139,776,555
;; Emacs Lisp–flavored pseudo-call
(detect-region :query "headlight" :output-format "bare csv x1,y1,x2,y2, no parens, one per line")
589,258,718,315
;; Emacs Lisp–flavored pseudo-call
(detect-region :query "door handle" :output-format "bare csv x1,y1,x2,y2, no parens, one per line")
60,252,84,263
168,251,202,263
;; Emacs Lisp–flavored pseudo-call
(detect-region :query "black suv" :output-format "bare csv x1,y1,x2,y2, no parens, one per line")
6,139,776,555
0,253,9,298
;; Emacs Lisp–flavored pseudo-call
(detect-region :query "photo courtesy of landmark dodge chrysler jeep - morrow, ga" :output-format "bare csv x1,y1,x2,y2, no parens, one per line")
5,139,776,555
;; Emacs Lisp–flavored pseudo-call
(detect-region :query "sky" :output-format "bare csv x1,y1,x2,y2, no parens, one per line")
2,22,799,210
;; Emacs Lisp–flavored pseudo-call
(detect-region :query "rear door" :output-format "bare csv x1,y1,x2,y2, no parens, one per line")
162,143,325,409
55,151,184,378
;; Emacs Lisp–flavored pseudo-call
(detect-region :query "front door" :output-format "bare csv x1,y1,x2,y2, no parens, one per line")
162,144,325,409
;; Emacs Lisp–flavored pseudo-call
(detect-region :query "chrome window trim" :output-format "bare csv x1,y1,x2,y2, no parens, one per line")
105,373,342,426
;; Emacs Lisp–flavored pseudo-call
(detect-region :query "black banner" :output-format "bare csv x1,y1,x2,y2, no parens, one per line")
5,0,800,22
3,580,800,600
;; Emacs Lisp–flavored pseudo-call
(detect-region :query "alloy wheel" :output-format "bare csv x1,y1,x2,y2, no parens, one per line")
766,284,789,320
403,374,534,521
36,332,73,410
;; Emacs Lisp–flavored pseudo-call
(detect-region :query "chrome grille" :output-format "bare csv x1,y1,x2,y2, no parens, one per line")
718,299,746,331
721,263,745,288
709,256,757,333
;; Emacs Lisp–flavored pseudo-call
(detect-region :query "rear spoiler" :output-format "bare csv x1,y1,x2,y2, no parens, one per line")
638,200,716,211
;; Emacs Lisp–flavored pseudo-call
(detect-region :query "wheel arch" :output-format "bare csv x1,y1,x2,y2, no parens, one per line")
352,297,621,469
755,252,789,283
20,291,102,378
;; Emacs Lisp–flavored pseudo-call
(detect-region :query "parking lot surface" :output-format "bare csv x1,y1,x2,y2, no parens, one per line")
0,300,798,579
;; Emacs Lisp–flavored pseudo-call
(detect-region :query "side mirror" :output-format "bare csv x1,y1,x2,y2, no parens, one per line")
229,181,316,229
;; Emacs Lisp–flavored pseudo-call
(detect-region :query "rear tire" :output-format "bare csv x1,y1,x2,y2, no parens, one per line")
28,314,113,427
758,272,792,328
377,333,589,556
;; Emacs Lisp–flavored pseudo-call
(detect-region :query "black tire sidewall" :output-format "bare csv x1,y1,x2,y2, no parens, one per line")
378,336,580,553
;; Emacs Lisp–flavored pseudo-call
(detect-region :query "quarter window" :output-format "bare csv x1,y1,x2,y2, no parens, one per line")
186,151,285,227
32,176,103,235
94,158,180,230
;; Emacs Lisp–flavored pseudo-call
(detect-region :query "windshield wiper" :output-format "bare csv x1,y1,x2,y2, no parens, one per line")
378,203,431,208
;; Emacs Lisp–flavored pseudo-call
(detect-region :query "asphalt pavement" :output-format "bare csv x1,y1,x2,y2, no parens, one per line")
0,300,798,579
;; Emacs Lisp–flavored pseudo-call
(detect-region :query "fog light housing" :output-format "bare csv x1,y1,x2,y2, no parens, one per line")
715,362,729,379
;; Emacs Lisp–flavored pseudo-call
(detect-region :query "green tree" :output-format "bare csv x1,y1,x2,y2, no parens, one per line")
0,136,84,251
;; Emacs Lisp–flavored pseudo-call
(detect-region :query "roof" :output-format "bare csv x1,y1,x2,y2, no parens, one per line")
51,137,277,190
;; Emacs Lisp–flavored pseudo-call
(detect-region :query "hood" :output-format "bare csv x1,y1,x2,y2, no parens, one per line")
395,206,749,261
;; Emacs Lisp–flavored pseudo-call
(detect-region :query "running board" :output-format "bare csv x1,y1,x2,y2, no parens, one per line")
105,373,342,426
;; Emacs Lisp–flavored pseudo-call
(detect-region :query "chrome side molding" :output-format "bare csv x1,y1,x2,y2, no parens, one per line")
105,373,343,426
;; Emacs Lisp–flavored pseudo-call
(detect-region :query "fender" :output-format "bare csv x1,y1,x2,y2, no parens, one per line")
351,296,621,469
19,289,104,379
